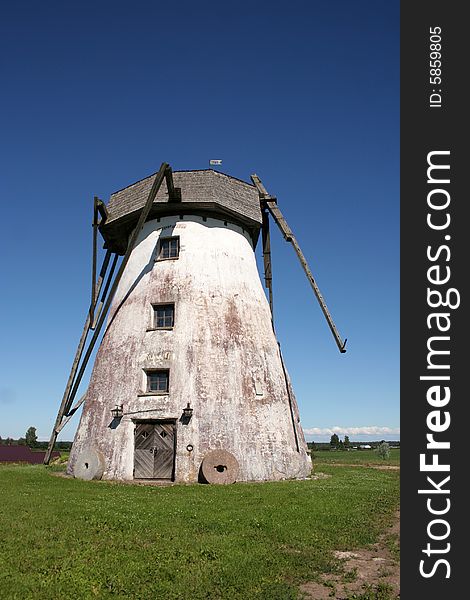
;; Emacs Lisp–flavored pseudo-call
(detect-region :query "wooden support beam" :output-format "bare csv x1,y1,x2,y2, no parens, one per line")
46,164,170,464
90,197,99,324
278,343,300,452
165,166,182,202
56,392,87,434
91,252,119,330
251,173,347,354
250,173,272,200
60,162,170,427
261,199,294,242
261,209,274,316
96,198,108,222
44,249,113,464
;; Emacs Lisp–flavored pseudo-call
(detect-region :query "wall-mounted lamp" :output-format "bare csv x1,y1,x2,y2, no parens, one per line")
182,402,193,419
111,404,123,419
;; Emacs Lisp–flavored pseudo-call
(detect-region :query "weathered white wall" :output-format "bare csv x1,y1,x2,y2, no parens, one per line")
68,215,311,482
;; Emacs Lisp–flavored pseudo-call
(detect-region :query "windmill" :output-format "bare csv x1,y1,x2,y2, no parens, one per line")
45,163,346,483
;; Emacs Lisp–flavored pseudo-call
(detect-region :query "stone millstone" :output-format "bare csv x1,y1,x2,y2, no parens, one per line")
73,448,105,480
201,450,239,484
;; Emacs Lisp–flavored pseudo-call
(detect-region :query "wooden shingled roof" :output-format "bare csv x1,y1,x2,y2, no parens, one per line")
100,169,262,253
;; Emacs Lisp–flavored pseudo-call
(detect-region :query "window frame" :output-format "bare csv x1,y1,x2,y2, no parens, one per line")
156,236,180,261
145,369,170,394
151,303,175,330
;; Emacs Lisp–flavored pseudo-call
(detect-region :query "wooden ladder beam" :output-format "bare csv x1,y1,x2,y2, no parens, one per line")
251,173,347,354
261,209,274,317
90,197,99,324
165,166,181,202
45,162,171,464
56,392,87,434
64,162,170,420
44,248,113,464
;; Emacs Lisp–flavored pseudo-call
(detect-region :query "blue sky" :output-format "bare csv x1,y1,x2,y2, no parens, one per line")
0,1,399,442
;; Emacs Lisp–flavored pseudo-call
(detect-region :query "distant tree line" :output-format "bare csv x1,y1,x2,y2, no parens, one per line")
0,427,72,450
308,438,400,451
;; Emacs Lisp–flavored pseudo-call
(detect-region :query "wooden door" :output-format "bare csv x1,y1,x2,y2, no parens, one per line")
153,422,175,479
134,422,175,479
134,423,156,479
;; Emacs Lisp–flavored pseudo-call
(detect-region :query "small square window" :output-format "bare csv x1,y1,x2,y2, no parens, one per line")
153,304,174,329
146,370,169,393
158,237,179,260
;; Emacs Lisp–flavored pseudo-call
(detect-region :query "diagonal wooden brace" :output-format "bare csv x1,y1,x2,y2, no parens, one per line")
251,173,347,354
45,162,171,464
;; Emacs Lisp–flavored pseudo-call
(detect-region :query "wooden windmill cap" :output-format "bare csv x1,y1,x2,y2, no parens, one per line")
100,169,262,254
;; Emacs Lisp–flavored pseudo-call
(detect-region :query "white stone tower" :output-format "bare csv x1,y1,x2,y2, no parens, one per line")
47,165,345,482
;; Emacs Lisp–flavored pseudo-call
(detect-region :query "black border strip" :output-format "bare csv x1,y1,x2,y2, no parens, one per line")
401,2,466,597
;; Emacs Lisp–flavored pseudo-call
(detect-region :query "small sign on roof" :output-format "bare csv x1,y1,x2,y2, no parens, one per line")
209,159,222,165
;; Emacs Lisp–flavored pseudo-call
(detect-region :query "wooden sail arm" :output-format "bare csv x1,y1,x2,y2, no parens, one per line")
44,162,171,464
251,174,347,354
165,166,182,202
261,209,274,316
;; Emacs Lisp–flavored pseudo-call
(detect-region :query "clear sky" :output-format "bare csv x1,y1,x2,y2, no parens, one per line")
0,1,399,443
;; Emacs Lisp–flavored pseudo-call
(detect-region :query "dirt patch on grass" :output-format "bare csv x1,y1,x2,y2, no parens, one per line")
300,510,400,599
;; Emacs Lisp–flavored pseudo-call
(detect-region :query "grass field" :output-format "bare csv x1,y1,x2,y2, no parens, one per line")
0,454,399,600
312,449,400,467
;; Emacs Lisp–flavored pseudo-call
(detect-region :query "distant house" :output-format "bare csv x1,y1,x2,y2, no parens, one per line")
0,445,60,464
359,444,372,450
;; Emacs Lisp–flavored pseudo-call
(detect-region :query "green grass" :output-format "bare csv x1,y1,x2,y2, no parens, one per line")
0,463,399,600
312,448,400,467
53,450,70,463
